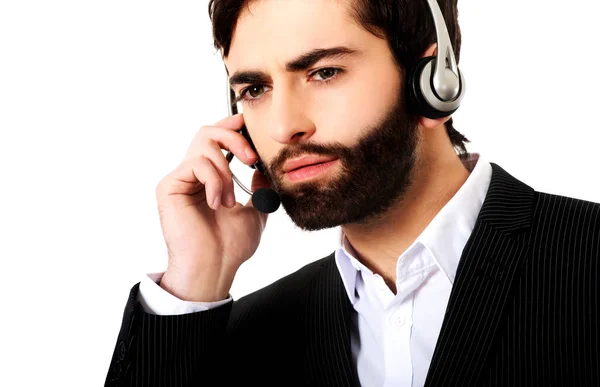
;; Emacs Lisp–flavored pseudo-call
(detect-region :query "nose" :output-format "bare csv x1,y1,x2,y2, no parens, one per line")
267,87,316,144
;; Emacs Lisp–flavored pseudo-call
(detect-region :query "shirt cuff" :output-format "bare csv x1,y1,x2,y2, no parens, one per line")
137,272,233,315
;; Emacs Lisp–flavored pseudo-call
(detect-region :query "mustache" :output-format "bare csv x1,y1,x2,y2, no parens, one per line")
267,141,354,175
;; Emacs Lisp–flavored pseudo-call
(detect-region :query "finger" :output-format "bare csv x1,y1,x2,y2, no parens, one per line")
211,112,245,130
186,126,257,166
197,139,237,208
250,168,273,193
166,156,224,210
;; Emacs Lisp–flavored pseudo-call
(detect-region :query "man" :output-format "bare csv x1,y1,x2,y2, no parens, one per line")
105,0,600,386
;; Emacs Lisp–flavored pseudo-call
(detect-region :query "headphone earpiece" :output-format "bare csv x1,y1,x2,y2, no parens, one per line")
406,56,465,120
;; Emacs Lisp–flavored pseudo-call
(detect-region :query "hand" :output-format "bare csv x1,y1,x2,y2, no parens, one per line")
155,113,272,302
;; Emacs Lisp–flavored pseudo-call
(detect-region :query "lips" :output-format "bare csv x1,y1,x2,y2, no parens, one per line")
282,155,338,173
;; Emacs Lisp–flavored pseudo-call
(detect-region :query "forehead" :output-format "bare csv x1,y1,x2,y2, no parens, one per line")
224,0,367,73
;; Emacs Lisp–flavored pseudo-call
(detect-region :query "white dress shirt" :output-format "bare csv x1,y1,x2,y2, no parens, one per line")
137,154,492,387
335,154,491,386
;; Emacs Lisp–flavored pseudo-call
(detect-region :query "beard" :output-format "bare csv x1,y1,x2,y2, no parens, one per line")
260,90,420,231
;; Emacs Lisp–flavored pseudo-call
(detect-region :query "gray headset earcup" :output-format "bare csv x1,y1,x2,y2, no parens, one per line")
407,56,461,119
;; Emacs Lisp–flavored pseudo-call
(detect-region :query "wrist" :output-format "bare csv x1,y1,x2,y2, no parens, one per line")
159,268,233,302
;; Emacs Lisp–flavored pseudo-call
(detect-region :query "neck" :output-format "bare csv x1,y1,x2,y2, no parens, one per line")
341,127,471,293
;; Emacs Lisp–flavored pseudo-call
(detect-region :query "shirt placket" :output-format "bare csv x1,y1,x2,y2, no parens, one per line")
383,292,415,386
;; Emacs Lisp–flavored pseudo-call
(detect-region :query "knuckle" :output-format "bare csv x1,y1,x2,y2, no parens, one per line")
155,177,171,200
197,127,213,142
217,128,242,149
207,177,223,191
155,181,164,198
186,126,212,151
190,157,208,176
156,171,171,190
204,140,232,173
198,124,212,135
186,154,205,167
204,139,222,156
190,138,218,160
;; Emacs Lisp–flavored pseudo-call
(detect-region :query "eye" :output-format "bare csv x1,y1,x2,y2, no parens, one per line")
246,85,265,98
238,67,343,105
312,67,340,81
238,84,271,104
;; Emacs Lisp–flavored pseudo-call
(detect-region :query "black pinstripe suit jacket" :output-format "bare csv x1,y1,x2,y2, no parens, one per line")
105,163,600,386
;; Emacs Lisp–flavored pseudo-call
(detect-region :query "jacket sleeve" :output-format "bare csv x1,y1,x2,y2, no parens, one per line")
104,282,233,386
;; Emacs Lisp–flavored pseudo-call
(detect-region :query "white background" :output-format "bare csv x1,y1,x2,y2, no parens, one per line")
1,0,599,385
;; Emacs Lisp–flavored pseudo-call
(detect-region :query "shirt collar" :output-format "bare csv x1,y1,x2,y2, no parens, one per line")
334,153,492,305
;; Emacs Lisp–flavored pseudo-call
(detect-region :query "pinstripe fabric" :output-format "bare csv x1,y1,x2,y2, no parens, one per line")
303,255,360,386
481,189,600,386
424,164,600,386
105,163,600,386
424,164,536,386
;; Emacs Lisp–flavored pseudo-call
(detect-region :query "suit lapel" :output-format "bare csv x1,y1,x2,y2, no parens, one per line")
303,255,360,386
424,163,536,386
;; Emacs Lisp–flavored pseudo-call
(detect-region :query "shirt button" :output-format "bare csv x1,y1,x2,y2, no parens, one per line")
389,314,406,326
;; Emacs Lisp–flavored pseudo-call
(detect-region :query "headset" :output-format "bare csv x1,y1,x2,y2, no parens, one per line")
224,0,465,213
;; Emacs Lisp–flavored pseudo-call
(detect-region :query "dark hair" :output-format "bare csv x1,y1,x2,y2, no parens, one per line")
208,0,469,155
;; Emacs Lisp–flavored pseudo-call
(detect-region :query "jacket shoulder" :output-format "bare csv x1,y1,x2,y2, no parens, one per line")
535,190,600,221
228,252,335,326
532,190,600,245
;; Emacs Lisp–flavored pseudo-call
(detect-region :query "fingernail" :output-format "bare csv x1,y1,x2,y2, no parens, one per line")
245,148,256,160
213,196,221,209
228,193,236,207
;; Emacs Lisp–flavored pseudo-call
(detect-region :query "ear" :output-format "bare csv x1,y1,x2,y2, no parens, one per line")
417,43,452,129
420,114,451,131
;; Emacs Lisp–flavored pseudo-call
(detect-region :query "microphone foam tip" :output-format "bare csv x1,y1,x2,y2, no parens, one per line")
252,188,281,213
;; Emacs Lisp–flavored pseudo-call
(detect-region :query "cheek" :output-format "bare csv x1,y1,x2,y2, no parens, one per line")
316,82,400,146
246,125,277,162
318,63,402,141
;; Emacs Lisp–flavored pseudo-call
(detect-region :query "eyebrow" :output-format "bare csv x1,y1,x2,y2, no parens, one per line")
227,46,361,88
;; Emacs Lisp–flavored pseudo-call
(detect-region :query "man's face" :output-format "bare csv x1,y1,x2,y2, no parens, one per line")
225,0,420,230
